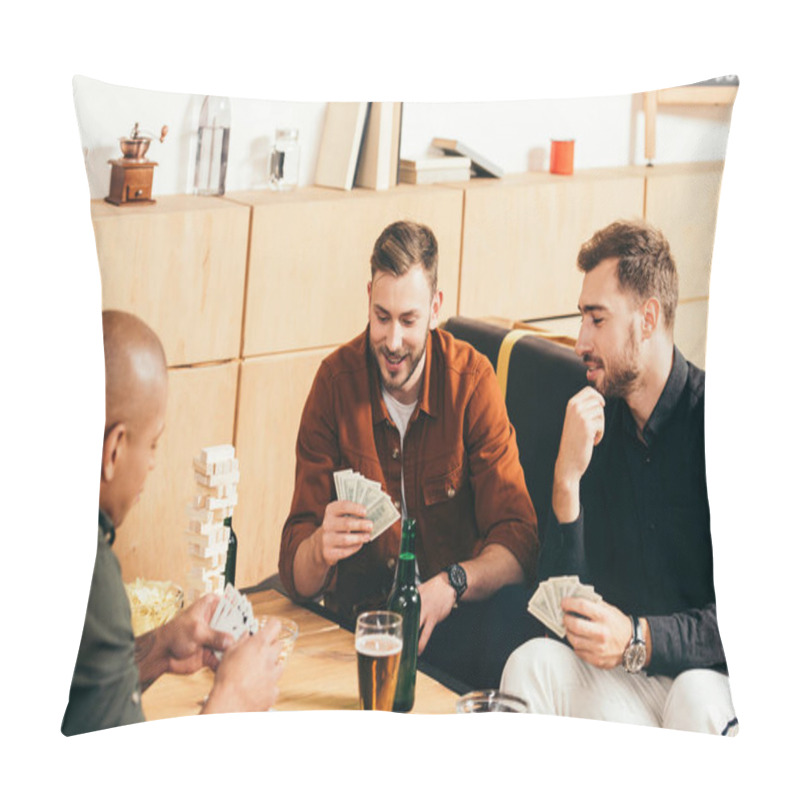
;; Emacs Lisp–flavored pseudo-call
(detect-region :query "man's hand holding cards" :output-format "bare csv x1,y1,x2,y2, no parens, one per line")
208,584,260,660
333,469,400,541
527,575,603,638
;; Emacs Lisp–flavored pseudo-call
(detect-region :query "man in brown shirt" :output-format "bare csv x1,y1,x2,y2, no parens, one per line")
279,221,541,689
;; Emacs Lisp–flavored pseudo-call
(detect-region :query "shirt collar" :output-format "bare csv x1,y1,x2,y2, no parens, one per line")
98,507,116,546
368,328,438,426
621,346,687,446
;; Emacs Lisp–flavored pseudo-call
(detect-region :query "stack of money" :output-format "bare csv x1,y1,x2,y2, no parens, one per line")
527,575,602,638
333,469,400,540
184,444,240,602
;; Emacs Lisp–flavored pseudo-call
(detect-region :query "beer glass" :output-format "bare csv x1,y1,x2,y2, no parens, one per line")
257,616,299,664
355,611,403,711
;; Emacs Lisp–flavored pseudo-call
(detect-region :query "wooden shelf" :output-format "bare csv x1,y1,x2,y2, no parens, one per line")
644,85,738,162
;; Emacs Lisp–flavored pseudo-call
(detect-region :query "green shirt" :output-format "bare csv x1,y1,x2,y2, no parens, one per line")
61,510,145,735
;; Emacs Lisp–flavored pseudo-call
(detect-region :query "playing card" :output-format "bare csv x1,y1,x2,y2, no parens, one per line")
209,584,259,659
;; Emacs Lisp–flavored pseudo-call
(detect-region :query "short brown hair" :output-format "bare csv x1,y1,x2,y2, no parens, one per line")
578,220,679,330
370,220,438,293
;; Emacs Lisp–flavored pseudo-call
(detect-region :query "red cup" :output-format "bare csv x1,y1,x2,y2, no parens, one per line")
549,140,574,175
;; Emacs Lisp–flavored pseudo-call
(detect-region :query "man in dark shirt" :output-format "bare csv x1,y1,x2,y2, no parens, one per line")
62,310,285,735
501,220,737,734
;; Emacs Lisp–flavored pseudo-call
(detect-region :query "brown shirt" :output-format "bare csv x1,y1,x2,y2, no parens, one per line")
279,327,538,622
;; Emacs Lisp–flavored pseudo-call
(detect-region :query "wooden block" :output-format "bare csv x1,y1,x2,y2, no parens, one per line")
193,493,238,511
196,444,236,466
192,456,238,476
195,482,238,500
185,528,227,549
194,470,240,488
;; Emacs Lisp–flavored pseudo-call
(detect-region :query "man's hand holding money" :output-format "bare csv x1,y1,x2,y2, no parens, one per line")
316,500,373,567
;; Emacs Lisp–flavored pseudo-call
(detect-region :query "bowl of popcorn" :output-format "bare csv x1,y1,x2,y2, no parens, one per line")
125,578,184,636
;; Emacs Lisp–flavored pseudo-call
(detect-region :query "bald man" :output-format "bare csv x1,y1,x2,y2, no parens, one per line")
62,310,284,736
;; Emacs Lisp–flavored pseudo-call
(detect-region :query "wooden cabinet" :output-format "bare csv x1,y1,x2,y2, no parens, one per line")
115,361,239,585
674,299,709,369
227,184,463,356
457,169,645,321
234,348,334,587
644,162,724,301
92,195,249,366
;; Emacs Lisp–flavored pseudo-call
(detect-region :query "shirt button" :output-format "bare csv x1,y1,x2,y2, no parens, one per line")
393,500,401,510
387,558,396,570
131,690,141,705
446,486,456,498
392,448,400,460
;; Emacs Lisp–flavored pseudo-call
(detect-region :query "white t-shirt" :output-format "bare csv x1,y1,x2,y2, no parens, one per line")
381,386,421,583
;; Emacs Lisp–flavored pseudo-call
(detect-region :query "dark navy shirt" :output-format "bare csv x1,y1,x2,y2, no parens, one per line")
540,348,726,678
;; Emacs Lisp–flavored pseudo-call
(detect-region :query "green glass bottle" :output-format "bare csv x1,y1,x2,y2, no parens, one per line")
388,518,420,713
224,516,237,587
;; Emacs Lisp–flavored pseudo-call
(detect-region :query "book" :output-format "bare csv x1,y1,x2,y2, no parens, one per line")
355,102,403,190
399,155,471,172
315,102,369,190
398,165,472,184
431,137,504,178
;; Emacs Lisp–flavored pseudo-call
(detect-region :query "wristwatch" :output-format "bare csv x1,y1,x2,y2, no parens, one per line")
444,563,467,606
622,614,647,674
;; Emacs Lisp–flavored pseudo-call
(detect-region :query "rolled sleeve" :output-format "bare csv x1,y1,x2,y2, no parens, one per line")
539,506,588,583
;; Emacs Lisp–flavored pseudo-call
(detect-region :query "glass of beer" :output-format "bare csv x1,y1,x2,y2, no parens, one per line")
355,611,403,711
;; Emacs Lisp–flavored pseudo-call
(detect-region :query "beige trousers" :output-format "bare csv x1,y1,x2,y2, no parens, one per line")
500,638,738,735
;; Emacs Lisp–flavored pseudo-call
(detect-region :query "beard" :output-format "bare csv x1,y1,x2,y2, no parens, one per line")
369,328,428,397
584,324,641,398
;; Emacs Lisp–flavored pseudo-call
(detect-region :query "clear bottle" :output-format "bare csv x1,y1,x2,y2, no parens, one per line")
387,518,420,712
223,516,237,587
268,127,300,191
194,96,231,196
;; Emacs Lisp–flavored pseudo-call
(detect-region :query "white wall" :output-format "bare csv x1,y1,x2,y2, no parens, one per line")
74,75,733,199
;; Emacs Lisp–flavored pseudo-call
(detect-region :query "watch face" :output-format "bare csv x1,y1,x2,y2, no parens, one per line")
448,564,467,597
623,642,647,674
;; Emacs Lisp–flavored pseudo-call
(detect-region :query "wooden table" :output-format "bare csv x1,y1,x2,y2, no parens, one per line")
142,589,460,717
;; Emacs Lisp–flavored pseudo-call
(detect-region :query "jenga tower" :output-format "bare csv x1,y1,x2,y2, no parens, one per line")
184,444,240,603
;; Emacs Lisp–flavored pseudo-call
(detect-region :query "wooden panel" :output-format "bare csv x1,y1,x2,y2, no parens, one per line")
92,195,250,366
644,162,724,301
115,361,239,585
674,298,708,369
231,184,463,356
234,348,334,588
459,170,645,320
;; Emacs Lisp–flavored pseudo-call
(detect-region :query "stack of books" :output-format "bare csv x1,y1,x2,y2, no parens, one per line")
398,155,471,185
315,101,403,191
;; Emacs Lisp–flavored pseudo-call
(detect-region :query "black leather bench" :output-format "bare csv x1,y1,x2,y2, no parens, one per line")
442,316,587,534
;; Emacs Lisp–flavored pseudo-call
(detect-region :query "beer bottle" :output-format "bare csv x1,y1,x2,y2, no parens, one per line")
387,518,420,712
224,516,237,587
